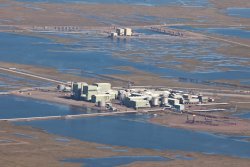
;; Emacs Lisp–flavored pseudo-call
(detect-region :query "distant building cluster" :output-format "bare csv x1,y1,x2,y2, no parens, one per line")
117,88,212,111
111,28,133,37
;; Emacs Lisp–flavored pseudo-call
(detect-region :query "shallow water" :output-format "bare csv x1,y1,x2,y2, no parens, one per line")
0,95,248,158
16,114,250,158
226,8,250,18
0,95,97,119
233,112,250,119
63,156,169,167
1,32,250,85
169,25,250,39
16,0,210,7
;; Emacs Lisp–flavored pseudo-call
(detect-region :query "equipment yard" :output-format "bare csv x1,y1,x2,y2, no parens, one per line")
1,0,250,166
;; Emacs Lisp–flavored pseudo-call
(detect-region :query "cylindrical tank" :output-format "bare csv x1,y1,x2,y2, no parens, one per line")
64,86,71,92
57,84,65,91
151,97,159,106
146,96,152,101
162,93,170,98
118,90,125,101
118,92,124,101
98,101,106,108
162,97,168,105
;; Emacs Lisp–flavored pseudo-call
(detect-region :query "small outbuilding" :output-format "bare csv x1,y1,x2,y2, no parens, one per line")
111,32,118,38
116,28,125,36
124,28,132,36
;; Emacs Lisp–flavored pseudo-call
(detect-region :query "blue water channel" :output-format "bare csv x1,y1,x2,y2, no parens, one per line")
1,32,250,84
15,114,250,158
226,8,250,18
0,95,97,119
63,156,169,167
16,0,210,7
0,95,246,158
233,111,250,119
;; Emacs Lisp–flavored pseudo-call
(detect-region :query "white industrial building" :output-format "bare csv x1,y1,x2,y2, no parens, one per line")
70,81,213,111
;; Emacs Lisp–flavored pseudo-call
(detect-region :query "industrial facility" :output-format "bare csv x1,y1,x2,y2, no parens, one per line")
58,81,213,112
117,88,211,111
71,82,117,107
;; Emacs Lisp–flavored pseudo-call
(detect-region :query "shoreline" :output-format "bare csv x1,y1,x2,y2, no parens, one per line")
150,112,250,137
5,88,250,137
10,87,137,113
1,121,250,167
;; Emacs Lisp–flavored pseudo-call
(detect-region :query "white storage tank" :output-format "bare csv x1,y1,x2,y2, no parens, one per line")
57,84,65,91
162,97,169,105
64,86,71,92
151,97,159,106
118,90,126,101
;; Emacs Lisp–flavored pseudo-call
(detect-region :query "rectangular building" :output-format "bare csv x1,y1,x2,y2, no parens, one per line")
91,94,111,103
116,28,125,36
83,85,98,101
93,83,111,92
124,28,132,36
